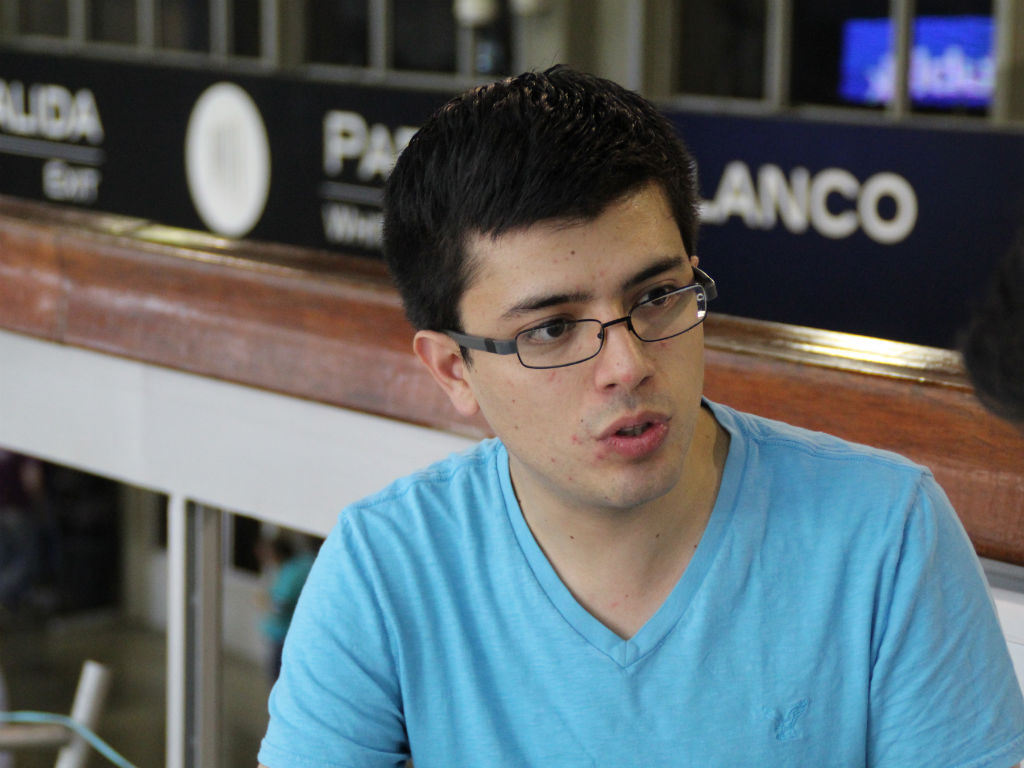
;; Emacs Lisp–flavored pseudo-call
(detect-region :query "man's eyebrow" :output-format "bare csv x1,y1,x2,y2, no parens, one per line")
622,255,687,290
499,255,687,321
501,289,592,320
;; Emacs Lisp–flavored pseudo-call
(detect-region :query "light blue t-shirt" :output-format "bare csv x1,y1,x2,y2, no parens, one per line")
260,402,1024,767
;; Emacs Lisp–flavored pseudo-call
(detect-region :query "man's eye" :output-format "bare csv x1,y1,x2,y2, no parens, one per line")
637,285,679,307
519,320,576,345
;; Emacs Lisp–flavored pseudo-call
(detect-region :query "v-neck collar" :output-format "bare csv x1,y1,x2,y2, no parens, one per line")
497,400,744,669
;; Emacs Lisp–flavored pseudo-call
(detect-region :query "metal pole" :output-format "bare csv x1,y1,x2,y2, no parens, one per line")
54,661,113,768
186,504,223,768
137,0,156,50
624,1,645,92
764,0,792,108
210,0,232,56
455,24,476,77
166,493,187,768
68,0,86,43
369,0,392,71
263,0,306,67
261,0,279,65
992,0,1016,123
166,498,223,768
888,0,914,117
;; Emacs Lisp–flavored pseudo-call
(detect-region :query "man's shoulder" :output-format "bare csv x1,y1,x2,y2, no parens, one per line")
338,436,507,530
305,437,514,619
708,400,929,480
707,403,965,581
707,400,941,530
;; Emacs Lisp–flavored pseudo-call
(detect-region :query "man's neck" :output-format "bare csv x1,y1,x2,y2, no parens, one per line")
517,407,730,639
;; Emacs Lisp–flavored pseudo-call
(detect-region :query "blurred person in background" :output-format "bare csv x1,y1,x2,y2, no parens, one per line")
0,451,44,617
0,450,43,768
963,237,1024,427
257,531,317,681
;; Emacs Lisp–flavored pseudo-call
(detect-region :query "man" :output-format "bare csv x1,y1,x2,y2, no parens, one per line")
963,236,1024,425
259,66,1024,767
256,532,318,680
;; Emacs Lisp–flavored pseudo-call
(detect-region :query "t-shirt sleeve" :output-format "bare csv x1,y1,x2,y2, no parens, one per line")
867,473,1024,767
258,515,410,768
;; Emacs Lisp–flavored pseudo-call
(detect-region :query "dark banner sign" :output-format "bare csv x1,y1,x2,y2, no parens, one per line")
3,46,1023,348
669,110,1024,347
0,47,449,255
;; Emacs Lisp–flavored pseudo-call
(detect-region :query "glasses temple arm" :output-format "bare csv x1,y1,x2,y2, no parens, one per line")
693,267,717,302
444,330,520,355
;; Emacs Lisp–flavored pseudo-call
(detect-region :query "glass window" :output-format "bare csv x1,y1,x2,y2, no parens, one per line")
0,453,125,616
911,0,994,115
676,0,766,98
233,0,260,57
791,0,888,108
90,0,137,44
17,0,67,36
474,5,511,76
159,0,211,51
308,0,369,66
793,0,993,115
232,512,262,572
393,0,456,72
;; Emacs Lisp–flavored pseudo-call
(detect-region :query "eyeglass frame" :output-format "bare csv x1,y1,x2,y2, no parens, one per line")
443,266,718,370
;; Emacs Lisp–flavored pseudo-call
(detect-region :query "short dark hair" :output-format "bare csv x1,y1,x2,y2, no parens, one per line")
382,65,701,333
962,238,1024,424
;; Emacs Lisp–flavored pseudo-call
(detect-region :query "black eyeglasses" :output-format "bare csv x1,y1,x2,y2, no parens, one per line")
445,267,717,370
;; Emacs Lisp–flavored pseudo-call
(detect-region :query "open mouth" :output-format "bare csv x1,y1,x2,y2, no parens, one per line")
615,422,653,437
601,418,669,458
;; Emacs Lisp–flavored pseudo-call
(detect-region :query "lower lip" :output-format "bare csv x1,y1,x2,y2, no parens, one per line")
600,421,669,460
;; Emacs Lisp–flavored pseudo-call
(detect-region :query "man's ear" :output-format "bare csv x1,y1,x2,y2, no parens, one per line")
413,330,481,417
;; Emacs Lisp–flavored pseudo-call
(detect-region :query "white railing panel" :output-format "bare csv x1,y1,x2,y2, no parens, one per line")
0,328,475,535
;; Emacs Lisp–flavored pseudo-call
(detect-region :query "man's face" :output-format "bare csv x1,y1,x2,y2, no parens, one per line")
437,182,707,519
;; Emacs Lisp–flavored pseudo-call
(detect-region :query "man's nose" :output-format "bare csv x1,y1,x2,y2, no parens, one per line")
593,319,653,390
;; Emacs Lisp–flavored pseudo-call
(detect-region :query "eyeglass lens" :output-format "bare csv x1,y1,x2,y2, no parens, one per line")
516,285,707,368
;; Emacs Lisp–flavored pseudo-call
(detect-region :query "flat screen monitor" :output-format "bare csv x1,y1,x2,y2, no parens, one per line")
839,15,994,109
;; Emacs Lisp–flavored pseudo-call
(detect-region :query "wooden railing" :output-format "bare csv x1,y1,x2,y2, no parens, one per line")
2,194,1022,564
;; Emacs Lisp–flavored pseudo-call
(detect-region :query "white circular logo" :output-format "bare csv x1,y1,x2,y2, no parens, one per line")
185,82,271,237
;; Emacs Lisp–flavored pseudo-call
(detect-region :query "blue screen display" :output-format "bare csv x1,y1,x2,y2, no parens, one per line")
840,16,994,108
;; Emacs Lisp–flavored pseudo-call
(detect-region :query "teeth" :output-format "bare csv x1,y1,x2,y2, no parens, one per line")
616,423,647,437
